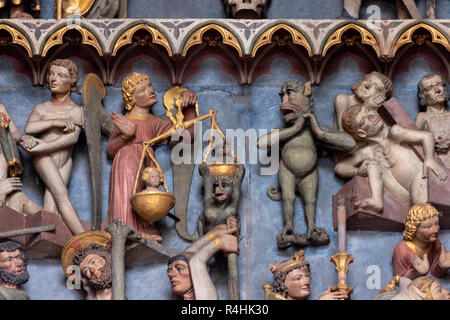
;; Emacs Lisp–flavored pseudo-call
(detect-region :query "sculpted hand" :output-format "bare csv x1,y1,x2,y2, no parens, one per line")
366,94,385,108
0,177,22,196
423,158,447,181
357,160,370,177
435,135,450,152
23,140,49,155
293,114,305,131
216,234,239,255
303,113,323,136
438,245,450,269
179,90,197,109
20,135,38,150
318,287,348,300
209,219,238,238
411,253,430,275
53,119,77,133
112,112,136,139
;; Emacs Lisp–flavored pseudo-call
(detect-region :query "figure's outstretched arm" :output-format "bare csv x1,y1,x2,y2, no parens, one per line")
389,125,447,180
199,163,214,205
304,113,356,151
334,94,348,131
189,232,239,300
231,164,245,208
257,116,306,150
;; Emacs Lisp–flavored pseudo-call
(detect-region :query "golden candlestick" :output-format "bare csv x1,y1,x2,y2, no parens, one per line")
330,251,354,296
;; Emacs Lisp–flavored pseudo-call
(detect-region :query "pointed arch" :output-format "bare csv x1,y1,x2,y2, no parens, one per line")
180,23,243,57
391,22,449,57
251,23,313,57
112,23,173,57
321,23,380,57
0,24,33,57
41,25,103,57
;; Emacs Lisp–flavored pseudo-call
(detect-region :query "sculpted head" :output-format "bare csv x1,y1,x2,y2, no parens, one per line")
279,80,314,124
212,175,233,204
342,104,384,141
224,0,268,19
142,167,163,188
418,74,448,109
167,253,194,299
351,72,393,103
408,276,449,300
0,241,29,287
122,72,157,111
269,250,311,300
403,203,440,243
73,243,112,291
46,59,79,94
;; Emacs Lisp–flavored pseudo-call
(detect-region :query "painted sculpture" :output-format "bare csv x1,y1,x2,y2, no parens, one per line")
334,71,393,133
62,231,112,300
375,276,449,300
167,220,239,300
56,0,127,19
0,0,39,18
415,74,450,168
335,105,447,212
0,241,29,300
392,203,450,280
257,80,356,248
0,104,41,215
263,250,348,300
23,59,85,235
341,0,435,19
177,162,245,242
223,0,268,19
106,72,196,242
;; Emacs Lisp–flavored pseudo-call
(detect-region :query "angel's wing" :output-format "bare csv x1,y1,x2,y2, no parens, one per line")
82,73,113,230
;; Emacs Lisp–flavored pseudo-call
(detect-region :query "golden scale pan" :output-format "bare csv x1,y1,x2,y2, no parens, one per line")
130,87,238,223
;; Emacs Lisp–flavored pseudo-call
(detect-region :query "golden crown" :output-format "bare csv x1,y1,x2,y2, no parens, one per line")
269,250,309,275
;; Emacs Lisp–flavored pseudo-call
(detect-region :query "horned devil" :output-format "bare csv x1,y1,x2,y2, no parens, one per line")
257,80,356,248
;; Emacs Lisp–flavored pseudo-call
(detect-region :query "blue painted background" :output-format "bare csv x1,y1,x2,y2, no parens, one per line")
37,0,450,19
0,0,449,301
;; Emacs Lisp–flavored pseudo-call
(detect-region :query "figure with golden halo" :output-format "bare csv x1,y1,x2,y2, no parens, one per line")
61,230,113,300
106,72,197,242
392,203,450,280
264,250,348,300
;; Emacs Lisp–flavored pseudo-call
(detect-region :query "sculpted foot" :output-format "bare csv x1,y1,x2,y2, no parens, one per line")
276,227,299,249
308,226,330,245
292,233,310,247
355,198,383,213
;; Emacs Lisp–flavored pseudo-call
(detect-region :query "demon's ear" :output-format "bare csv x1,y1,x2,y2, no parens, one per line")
304,81,312,96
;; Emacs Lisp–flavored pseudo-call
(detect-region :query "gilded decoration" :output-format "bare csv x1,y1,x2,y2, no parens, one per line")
42,24,103,56
181,23,243,57
322,23,381,57
251,23,313,57
112,23,173,57
0,23,32,57
391,22,450,56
